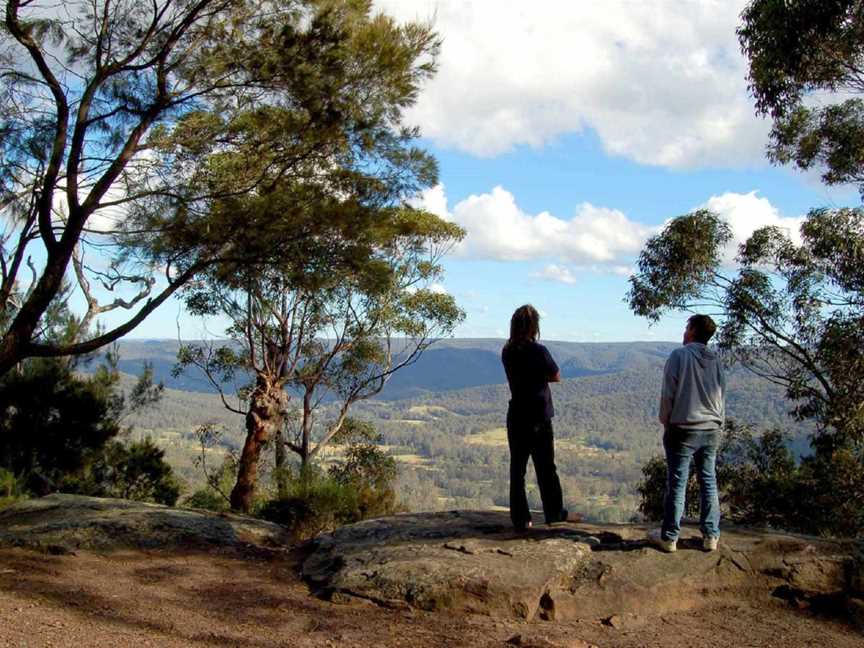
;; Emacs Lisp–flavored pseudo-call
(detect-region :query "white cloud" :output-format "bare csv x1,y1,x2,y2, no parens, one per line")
419,184,654,264
376,0,766,168
532,264,577,285
429,282,448,294
700,191,805,261
421,184,807,274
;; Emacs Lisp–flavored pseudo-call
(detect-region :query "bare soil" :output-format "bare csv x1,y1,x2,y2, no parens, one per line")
0,546,859,648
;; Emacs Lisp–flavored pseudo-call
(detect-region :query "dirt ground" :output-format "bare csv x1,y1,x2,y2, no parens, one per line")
0,546,860,648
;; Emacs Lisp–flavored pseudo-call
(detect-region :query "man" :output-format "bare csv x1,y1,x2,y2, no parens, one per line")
648,314,725,553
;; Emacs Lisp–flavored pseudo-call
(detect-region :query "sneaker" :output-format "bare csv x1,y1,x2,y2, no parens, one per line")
647,528,677,553
703,536,719,552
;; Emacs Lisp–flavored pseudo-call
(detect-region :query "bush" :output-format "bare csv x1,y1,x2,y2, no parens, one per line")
0,354,175,504
637,422,864,537
62,439,181,506
184,488,229,512
0,468,21,509
0,359,122,487
259,442,399,540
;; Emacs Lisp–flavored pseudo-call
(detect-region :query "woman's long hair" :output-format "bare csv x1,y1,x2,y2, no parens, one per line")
506,304,540,349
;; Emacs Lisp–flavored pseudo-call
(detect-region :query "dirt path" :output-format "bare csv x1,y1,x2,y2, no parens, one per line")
0,546,859,648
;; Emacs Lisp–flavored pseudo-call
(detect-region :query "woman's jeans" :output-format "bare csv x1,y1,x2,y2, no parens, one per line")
662,425,721,541
507,416,565,526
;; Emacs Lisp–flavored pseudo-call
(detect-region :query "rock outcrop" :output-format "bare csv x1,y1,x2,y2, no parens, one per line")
302,510,860,625
2,497,860,630
0,494,289,552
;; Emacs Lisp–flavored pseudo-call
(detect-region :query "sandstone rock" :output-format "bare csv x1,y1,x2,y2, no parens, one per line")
302,510,856,624
505,634,597,648
0,493,290,552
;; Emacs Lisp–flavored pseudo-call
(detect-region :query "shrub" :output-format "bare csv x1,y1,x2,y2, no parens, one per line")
62,439,181,506
259,442,399,540
184,488,229,512
637,422,864,537
0,468,21,509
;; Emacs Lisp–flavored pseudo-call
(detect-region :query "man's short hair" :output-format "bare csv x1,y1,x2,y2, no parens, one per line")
688,314,717,344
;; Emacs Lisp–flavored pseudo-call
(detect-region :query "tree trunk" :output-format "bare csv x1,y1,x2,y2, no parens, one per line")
230,373,288,512
273,425,288,497
300,389,313,470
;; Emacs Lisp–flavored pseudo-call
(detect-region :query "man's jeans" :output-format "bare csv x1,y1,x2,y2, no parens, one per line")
662,425,721,542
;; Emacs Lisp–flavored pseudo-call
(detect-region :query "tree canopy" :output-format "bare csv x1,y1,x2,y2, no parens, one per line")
739,0,864,193
0,0,439,374
176,200,464,511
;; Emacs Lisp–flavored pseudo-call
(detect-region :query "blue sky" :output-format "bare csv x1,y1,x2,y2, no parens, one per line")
104,0,858,343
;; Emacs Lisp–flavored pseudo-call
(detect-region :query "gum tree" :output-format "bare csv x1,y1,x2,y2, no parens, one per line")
0,0,439,374
177,206,464,512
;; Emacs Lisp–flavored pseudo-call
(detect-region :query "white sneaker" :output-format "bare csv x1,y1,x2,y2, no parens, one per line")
647,528,677,553
703,536,719,552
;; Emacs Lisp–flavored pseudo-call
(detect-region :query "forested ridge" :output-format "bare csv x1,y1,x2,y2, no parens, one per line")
123,338,810,522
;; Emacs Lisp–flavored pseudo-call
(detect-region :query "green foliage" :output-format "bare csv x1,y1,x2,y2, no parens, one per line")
258,464,397,540
184,488,229,513
0,0,443,373
628,210,732,323
0,467,22,509
637,422,864,537
0,347,176,504
637,455,699,522
629,208,864,445
328,429,398,518
739,0,864,193
259,424,399,539
63,439,181,506
0,358,123,487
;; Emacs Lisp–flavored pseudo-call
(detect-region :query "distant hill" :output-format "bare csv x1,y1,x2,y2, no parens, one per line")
112,338,678,398
121,337,813,519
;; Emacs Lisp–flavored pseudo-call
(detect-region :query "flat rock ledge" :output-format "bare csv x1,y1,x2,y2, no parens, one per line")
0,493,290,552
302,510,863,625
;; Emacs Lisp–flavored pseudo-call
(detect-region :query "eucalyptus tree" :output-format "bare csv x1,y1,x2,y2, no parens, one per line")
739,0,864,194
177,206,464,512
628,208,864,446
0,0,439,374
627,1,864,447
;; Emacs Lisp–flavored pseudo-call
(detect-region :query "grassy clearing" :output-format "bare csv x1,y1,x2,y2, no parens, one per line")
463,427,507,446
406,405,452,417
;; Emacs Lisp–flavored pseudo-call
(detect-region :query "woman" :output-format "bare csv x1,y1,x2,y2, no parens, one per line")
501,304,568,530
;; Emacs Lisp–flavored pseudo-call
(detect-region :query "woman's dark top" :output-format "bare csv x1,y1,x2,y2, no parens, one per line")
501,341,559,423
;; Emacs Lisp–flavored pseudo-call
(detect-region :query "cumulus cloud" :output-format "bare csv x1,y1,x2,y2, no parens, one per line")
532,264,577,285
699,191,805,262
418,184,654,264
375,0,765,168
420,184,806,275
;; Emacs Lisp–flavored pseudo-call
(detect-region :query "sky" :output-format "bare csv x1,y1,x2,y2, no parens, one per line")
106,0,859,343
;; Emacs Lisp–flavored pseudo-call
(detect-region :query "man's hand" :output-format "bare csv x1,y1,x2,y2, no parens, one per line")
550,371,561,383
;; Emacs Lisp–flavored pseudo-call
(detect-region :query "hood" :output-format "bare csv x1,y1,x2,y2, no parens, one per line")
684,342,717,368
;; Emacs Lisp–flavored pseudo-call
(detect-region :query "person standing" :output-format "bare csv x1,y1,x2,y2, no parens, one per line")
501,304,568,530
648,314,726,553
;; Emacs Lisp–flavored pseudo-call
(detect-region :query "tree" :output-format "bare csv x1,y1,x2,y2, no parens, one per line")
0,0,439,374
177,206,464,512
0,345,175,501
628,208,864,444
629,2,864,445
739,0,864,194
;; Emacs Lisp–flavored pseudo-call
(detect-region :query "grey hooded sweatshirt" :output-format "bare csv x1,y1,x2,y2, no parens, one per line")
659,343,726,430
